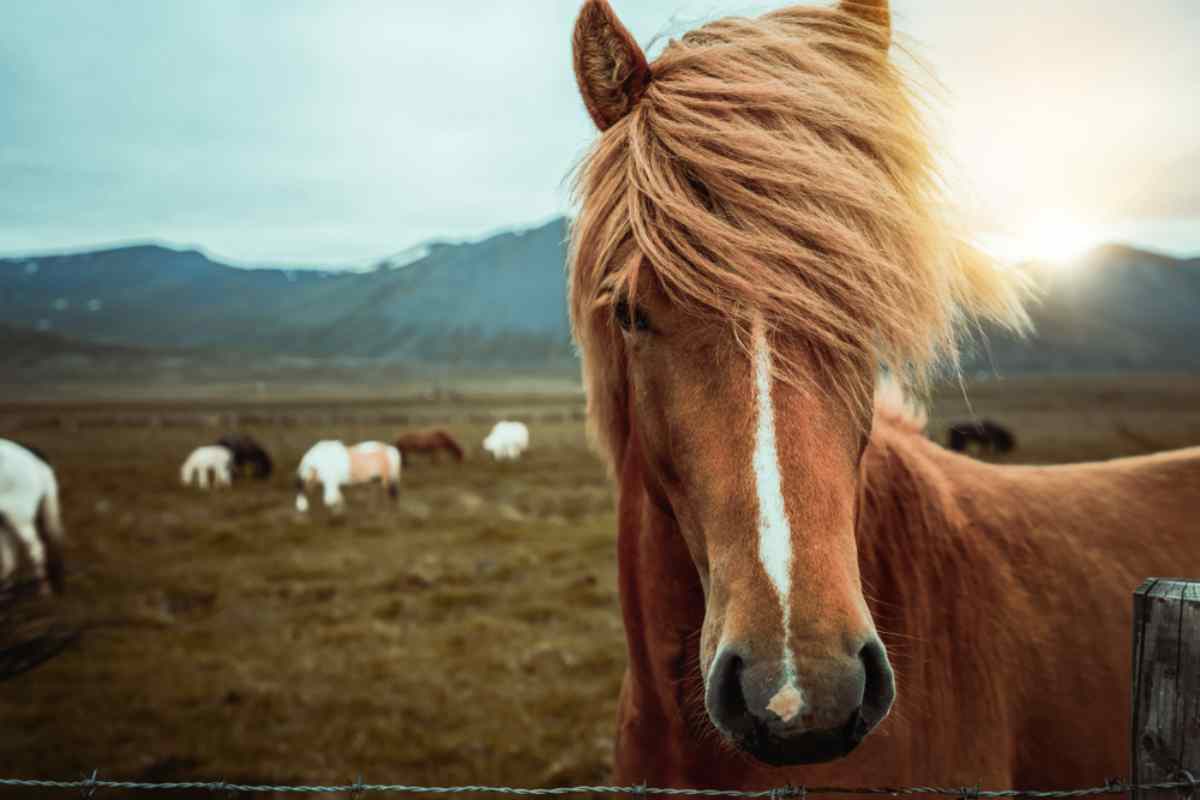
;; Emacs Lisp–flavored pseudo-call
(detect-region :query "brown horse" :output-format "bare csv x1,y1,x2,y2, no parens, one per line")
393,429,464,464
567,0,1200,790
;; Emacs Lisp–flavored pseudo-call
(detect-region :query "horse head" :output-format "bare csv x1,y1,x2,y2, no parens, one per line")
568,0,1026,766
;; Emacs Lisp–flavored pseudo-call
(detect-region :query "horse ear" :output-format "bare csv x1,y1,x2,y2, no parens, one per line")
572,0,651,131
840,0,890,45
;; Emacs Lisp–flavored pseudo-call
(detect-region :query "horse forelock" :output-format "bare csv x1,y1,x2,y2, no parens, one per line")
569,3,1028,468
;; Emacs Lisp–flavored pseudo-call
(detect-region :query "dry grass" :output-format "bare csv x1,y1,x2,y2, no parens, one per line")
1,375,1198,795
0,406,620,792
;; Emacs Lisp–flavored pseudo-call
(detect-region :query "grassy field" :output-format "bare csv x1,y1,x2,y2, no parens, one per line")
1,375,1199,795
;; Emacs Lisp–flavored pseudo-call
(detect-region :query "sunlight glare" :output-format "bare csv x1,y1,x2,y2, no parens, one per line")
1016,209,1103,266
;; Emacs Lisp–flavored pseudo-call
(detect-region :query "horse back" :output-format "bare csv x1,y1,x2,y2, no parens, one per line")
348,443,398,483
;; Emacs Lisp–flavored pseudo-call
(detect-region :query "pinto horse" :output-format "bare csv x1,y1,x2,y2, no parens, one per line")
294,440,401,512
0,439,65,594
394,429,464,464
567,0,1200,790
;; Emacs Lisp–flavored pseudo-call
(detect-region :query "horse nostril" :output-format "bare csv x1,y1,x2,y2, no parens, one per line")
858,637,896,726
845,706,870,746
707,649,753,736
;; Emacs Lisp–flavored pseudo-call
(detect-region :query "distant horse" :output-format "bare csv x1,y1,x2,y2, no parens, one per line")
294,440,401,512
217,433,273,478
482,421,529,461
0,439,65,594
180,445,233,489
946,419,1016,454
567,0,1199,790
394,429,464,464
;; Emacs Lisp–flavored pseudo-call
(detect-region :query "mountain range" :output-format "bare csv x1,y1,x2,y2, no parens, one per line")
2,219,1199,376
970,244,1200,375
0,219,574,369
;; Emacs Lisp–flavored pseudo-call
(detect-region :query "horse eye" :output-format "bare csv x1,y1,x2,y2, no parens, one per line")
614,298,652,333
614,298,632,330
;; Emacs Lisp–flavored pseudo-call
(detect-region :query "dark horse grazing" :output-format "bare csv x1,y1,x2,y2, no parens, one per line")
567,0,1200,790
216,433,273,479
946,419,1016,454
393,429,464,464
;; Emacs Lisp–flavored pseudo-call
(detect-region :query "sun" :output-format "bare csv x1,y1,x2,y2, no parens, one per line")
1014,209,1103,266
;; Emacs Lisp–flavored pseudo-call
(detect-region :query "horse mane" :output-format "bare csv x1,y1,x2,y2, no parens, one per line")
873,375,927,434
569,3,1029,467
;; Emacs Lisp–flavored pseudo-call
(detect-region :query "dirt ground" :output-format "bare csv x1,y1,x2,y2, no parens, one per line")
1,375,1199,796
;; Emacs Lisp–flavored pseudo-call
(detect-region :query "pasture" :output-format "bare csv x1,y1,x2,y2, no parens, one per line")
2,375,1199,790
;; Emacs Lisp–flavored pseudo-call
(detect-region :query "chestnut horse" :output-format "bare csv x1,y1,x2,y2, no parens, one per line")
567,0,1200,791
394,429,464,464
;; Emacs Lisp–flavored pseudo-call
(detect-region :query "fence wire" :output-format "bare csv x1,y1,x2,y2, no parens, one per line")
0,775,1195,798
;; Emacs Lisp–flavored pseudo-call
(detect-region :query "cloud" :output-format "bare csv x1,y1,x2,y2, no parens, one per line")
1,0,1197,261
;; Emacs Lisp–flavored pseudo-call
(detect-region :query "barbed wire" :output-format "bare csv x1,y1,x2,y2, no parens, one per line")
0,775,1194,798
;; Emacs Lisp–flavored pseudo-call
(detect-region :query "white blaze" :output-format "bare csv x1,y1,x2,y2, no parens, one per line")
751,319,802,713
752,321,792,603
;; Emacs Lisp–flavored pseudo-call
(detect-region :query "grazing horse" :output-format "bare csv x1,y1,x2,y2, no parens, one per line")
566,0,1200,790
0,439,65,594
217,433,273,478
394,429,464,464
180,445,234,489
946,419,1016,454
294,440,401,512
482,421,529,461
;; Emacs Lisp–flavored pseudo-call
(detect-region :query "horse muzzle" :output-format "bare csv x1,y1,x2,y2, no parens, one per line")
705,637,895,765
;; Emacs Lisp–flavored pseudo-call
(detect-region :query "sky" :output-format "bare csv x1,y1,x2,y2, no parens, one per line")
1,0,1197,266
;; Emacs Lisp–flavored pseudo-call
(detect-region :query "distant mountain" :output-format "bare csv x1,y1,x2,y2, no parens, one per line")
0,244,335,353
965,244,1200,375
2,222,1198,375
0,219,573,368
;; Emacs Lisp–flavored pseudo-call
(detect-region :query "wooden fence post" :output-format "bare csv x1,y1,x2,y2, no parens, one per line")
1132,579,1200,800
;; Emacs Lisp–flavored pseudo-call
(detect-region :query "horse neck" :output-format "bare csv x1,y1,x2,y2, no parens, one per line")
856,419,1019,701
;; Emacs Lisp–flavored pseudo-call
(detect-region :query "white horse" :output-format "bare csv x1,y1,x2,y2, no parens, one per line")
483,421,530,461
180,445,234,489
294,440,401,512
0,439,65,594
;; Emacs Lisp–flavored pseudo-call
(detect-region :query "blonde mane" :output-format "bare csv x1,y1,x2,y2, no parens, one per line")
568,3,1028,466
874,374,927,434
